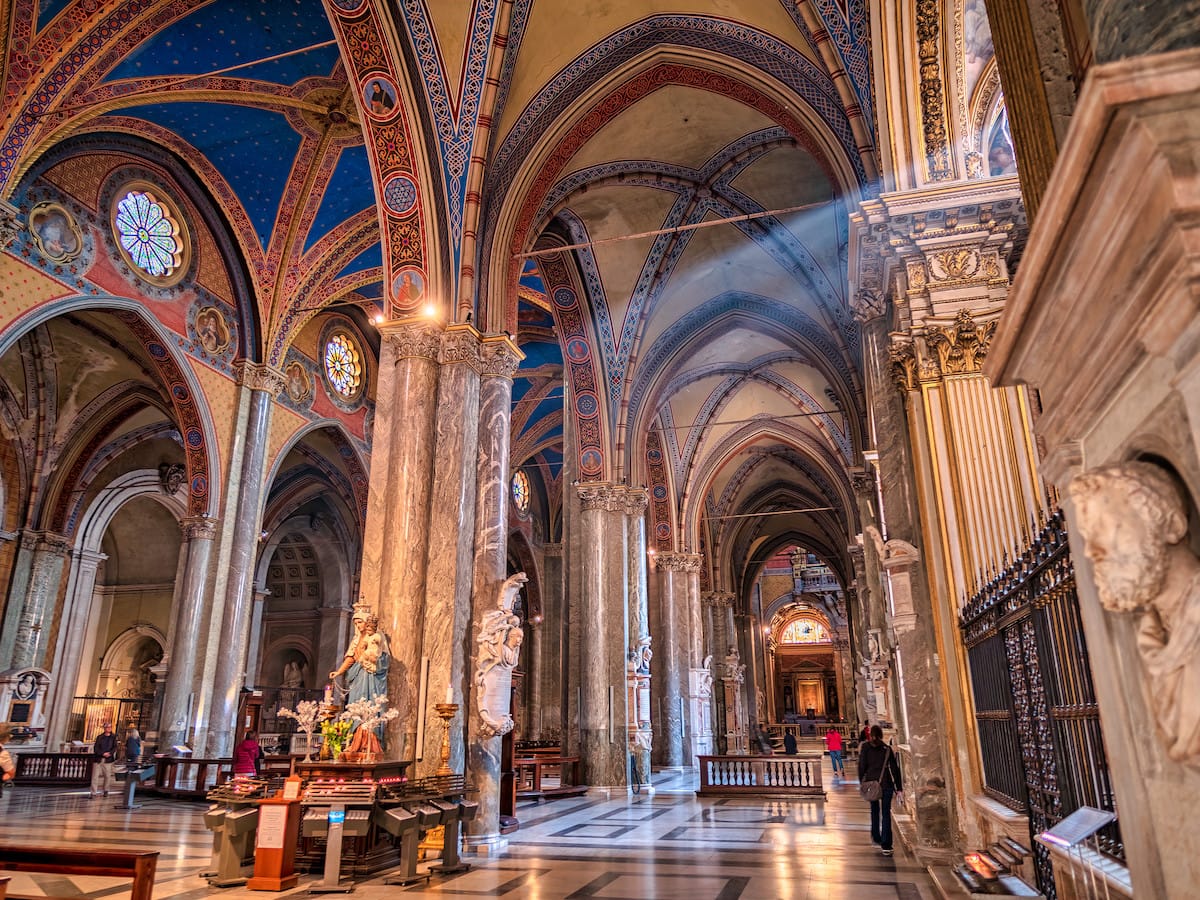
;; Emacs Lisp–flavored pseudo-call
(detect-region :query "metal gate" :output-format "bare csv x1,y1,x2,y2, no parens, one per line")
960,510,1123,897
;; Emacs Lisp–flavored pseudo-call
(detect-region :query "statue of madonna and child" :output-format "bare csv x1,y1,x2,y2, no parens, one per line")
329,603,391,759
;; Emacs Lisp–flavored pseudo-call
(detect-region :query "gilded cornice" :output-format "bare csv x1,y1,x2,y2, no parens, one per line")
235,360,287,397
655,552,702,573
381,318,443,362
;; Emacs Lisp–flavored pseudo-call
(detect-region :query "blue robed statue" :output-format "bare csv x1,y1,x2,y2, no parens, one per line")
329,604,390,743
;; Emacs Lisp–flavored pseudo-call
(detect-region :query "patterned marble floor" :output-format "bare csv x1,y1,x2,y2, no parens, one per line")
0,763,937,900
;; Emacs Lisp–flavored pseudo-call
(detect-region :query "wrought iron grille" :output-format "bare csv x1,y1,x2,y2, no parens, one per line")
959,510,1123,898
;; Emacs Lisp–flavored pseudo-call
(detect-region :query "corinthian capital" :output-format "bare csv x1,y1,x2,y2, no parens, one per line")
479,333,524,378
235,361,287,396
655,552,702,573
181,516,219,541
623,487,649,516
577,482,626,512
382,317,442,361
925,309,997,376
439,323,482,369
0,199,20,249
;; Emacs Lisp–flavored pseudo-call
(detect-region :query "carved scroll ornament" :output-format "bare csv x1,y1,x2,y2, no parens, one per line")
475,572,528,737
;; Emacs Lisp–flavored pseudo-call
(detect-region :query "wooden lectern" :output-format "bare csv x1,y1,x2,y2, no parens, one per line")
247,777,303,891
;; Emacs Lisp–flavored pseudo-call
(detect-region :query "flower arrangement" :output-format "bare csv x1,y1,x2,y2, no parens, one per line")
321,718,353,759
277,699,321,762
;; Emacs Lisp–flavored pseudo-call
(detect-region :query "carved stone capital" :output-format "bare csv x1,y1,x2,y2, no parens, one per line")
479,333,524,378
381,318,443,361
181,515,219,541
439,323,483,369
623,487,649,516
925,309,997,376
849,467,875,498
888,339,918,393
235,360,287,396
0,199,21,250
655,552,702,573
850,288,887,324
577,482,626,512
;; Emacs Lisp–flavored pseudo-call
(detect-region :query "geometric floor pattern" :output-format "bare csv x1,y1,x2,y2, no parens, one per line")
0,764,937,899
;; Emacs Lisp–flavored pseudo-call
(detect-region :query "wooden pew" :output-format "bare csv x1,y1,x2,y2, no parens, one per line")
0,847,158,900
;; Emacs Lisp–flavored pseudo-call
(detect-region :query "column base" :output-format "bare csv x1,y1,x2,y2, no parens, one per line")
462,834,509,857
894,813,960,866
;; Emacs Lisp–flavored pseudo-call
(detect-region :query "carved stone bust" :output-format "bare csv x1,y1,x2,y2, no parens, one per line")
1070,461,1200,765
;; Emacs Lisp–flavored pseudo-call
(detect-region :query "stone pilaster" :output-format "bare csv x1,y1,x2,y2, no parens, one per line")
418,325,483,780
575,483,632,788
465,333,522,851
207,362,283,755
44,546,107,744
161,516,218,748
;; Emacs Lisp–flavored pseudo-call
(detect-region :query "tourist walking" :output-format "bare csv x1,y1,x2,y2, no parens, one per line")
825,725,845,778
858,725,903,856
90,722,118,797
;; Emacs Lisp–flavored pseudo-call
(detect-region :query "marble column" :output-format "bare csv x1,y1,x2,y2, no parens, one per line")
650,552,697,768
540,542,564,743
624,490,650,784
575,483,630,788
161,516,218,748
419,325,482,779
9,532,70,670
367,320,442,758
465,334,521,851
208,362,283,755
243,588,270,687
526,619,543,738
44,547,107,745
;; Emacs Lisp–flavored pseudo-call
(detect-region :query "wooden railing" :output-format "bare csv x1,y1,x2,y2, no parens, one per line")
697,754,825,798
14,753,93,785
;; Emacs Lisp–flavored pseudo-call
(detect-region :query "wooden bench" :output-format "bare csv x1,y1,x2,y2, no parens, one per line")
515,754,587,801
0,847,157,900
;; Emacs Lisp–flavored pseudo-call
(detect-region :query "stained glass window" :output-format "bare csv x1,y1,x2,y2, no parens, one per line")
511,469,530,515
781,617,830,644
114,189,183,278
324,333,362,398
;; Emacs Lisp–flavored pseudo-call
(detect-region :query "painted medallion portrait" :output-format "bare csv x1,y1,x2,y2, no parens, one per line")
285,361,312,403
391,267,425,308
362,76,399,121
194,306,232,355
28,202,82,263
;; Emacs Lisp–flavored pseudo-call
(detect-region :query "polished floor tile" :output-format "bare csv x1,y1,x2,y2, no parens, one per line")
0,761,936,899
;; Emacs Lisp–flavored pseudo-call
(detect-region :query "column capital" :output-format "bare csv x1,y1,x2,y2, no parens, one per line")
19,530,71,554
576,482,626,512
380,316,443,361
623,487,648,516
479,333,524,378
655,552,702,573
0,198,20,250
234,360,287,396
71,547,108,566
181,515,219,541
439,322,483,369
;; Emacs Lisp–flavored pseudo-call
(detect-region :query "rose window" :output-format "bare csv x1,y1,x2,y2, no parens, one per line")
511,469,530,515
114,189,184,278
324,333,362,398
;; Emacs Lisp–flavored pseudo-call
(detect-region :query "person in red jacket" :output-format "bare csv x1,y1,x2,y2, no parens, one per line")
825,726,845,779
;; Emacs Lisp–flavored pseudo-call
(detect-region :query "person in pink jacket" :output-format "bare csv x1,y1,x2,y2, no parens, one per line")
232,732,262,777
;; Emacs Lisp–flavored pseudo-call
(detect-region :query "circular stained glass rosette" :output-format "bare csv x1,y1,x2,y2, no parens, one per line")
324,333,363,398
511,469,530,515
114,189,183,279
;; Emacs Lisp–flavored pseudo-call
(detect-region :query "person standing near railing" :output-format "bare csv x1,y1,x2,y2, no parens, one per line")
90,722,117,798
124,727,142,764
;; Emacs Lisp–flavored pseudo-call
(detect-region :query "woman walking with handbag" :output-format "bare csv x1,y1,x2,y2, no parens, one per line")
858,725,903,856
